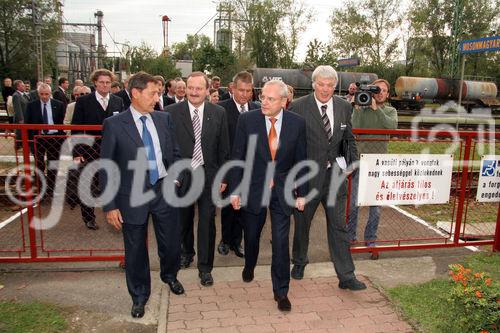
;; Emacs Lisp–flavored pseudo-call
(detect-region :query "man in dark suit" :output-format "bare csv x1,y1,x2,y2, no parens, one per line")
52,77,70,111
217,71,259,258
100,71,184,319
219,81,233,101
167,71,230,287
289,65,366,291
12,80,29,148
25,83,65,199
229,79,307,312
211,76,226,98
114,78,131,110
72,68,124,230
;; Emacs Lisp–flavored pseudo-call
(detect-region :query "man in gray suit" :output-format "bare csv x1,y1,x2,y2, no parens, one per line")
289,65,366,291
12,80,29,148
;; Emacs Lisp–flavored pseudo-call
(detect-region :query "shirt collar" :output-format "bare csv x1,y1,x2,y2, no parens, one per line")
314,96,333,111
130,105,152,122
188,101,204,114
96,91,109,101
264,109,283,122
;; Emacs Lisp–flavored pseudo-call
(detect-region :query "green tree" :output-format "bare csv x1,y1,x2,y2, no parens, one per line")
129,42,180,79
329,0,402,70
0,0,61,81
408,0,499,78
229,0,313,68
303,38,338,69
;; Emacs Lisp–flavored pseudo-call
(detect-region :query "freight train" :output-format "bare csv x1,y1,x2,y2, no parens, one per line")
250,68,378,96
249,68,499,112
391,76,499,111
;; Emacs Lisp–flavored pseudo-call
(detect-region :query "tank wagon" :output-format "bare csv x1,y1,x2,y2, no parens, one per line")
391,76,499,111
250,68,378,97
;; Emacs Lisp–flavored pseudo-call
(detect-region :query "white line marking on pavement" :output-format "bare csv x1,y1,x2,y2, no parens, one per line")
390,205,480,252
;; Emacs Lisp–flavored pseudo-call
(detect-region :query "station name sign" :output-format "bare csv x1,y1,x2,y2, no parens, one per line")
337,58,360,67
460,35,500,54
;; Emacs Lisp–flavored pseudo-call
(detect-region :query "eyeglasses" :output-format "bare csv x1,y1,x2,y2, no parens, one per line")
78,93,90,96
259,95,283,103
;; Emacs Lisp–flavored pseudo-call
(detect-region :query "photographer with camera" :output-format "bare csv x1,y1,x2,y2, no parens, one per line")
348,79,397,260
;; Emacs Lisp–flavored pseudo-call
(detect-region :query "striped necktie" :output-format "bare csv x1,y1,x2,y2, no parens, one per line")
321,104,333,141
191,109,204,169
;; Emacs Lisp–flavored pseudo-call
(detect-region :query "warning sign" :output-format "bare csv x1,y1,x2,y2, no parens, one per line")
476,155,500,202
357,154,453,206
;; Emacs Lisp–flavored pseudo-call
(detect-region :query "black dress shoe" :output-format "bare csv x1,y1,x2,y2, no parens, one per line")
274,295,292,312
339,277,367,291
217,241,229,255
242,268,254,282
291,264,305,280
131,303,145,318
180,256,193,269
85,221,99,230
230,245,244,258
166,279,185,295
199,272,214,286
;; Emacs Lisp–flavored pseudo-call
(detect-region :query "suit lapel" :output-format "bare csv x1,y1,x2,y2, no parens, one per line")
274,111,287,161
309,95,331,142
121,109,143,148
150,111,168,158
179,102,194,139
201,104,212,140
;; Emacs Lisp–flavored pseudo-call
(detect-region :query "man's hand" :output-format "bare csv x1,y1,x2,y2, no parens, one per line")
295,197,305,211
220,183,227,193
106,209,123,231
230,195,241,210
370,98,378,111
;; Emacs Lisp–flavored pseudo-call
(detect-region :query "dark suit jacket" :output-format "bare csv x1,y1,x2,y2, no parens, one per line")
114,89,131,110
154,95,171,111
167,100,230,184
71,92,124,136
99,109,181,223
53,87,69,111
218,98,259,152
229,109,307,216
25,98,65,141
289,94,358,193
165,96,175,107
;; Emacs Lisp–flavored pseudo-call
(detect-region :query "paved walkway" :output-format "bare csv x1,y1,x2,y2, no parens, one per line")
167,274,412,333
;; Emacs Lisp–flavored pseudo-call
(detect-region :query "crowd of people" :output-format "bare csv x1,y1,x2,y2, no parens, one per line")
0,65,397,317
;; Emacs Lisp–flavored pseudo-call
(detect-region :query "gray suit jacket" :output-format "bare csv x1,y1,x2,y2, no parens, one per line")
12,91,29,123
289,93,358,194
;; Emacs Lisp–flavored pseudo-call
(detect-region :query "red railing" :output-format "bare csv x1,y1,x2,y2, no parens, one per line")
0,124,498,263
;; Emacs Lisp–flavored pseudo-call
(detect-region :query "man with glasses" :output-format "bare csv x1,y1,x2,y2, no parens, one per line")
229,79,307,311
71,69,124,230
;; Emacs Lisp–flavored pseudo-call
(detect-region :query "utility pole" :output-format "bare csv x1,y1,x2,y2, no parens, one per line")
32,0,44,82
62,11,104,69
162,15,171,57
95,11,104,68
213,1,233,49
447,0,464,78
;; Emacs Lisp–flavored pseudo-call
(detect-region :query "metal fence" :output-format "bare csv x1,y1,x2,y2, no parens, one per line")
0,124,498,263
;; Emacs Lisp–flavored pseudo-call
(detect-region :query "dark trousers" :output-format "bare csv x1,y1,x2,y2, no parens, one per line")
243,189,290,297
178,168,216,273
74,143,100,223
122,185,180,305
220,201,243,247
33,136,63,197
292,167,355,282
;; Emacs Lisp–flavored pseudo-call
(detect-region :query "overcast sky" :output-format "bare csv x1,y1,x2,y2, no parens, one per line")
62,0,342,61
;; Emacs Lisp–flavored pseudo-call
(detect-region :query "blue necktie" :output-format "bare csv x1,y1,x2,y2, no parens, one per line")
140,116,159,185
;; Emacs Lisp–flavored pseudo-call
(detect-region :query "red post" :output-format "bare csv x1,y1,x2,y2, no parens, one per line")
493,202,500,252
453,135,472,244
21,128,37,259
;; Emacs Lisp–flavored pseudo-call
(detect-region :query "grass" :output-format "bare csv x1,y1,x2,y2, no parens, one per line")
387,252,500,333
400,201,498,225
0,301,67,333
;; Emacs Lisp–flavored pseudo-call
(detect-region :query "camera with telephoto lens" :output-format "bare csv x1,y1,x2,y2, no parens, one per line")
354,82,381,106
